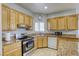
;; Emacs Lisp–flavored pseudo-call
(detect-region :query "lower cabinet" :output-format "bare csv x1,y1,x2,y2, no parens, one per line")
42,37,48,47
37,36,43,48
37,36,48,48
3,41,22,56
57,37,78,56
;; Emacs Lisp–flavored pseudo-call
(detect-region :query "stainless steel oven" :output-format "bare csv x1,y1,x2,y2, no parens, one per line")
22,39,34,56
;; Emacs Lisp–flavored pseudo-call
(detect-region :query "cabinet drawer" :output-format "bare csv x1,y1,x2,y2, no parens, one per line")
3,44,12,53
4,48,21,56
11,48,21,56
3,41,21,54
13,42,21,49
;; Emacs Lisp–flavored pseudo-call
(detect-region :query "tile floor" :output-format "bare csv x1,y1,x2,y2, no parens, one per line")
30,48,57,56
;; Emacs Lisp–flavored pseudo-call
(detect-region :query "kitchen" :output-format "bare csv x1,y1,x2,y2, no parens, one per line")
1,3,79,56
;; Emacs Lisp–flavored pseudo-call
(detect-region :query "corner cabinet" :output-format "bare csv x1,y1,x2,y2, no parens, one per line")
37,36,48,48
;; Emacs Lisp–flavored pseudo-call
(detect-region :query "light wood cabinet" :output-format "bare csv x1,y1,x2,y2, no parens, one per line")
57,37,78,56
34,37,37,49
48,18,58,30
29,16,33,26
57,17,67,30
47,15,78,30
37,36,48,48
24,15,33,26
67,15,78,30
42,36,48,47
18,13,25,24
24,15,30,26
37,36,43,48
2,5,33,31
3,41,22,56
10,9,18,30
2,5,10,31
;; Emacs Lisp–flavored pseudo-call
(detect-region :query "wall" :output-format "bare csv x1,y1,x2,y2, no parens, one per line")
33,14,48,33
48,9,76,18
76,7,79,53
0,4,2,56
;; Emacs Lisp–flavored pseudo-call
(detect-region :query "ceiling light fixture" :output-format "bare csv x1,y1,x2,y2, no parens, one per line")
44,6,48,9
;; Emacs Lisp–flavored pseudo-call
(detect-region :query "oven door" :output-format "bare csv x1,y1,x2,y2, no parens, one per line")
22,40,34,55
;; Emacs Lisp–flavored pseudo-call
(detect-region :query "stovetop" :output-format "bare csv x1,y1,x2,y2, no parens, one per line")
17,36,34,41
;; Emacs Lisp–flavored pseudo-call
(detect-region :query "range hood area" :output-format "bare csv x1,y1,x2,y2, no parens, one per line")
17,24,31,30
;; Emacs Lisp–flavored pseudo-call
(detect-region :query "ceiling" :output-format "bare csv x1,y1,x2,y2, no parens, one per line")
17,3,78,14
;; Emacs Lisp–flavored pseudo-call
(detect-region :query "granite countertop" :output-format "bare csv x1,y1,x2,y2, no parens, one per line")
27,33,79,39
3,40,21,46
2,36,21,46
3,33,79,46
57,34,79,39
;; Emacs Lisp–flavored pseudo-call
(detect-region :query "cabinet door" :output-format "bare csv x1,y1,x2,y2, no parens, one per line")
3,41,21,56
12,48,22,56
58,38,78,56
29,16,32,26
42,37,48,47
37,36,43,48
10,9,18,30
48,18,57,30
67,15,78,30
58,17,67,30
18,13,24,24
24,15,30,26
2,5,10,31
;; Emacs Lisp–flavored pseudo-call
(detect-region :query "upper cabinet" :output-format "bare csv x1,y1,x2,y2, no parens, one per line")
24,15,32,27
2,5,33,31
18,13,25,25
10,9,18,31
57,17,67,30
47,15,78,30
29,16,33,27
24,15,30,26
67,15,78,30
2,5,10,31
48,18,58,30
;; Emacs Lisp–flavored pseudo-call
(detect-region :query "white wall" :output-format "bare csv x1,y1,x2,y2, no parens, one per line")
33,14,48,33
48,9,76,18
0,4,2,56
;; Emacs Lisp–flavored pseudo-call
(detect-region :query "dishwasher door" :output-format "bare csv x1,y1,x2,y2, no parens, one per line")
48,37,57,49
